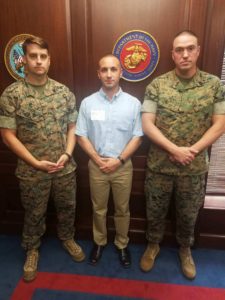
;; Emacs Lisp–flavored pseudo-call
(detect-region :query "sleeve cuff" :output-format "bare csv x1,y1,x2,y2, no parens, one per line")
0,116,17,129
214,101,225,114
141,100,157,113
68,111,78,123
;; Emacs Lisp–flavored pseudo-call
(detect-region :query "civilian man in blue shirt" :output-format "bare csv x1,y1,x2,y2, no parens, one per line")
76,54,143,268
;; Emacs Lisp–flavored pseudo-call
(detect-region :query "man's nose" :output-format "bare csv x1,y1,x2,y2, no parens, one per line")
182,49,189,57
36,56,42,63
107,70,112,77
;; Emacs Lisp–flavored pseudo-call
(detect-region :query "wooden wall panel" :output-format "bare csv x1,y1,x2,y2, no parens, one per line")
202,0,225,75
0,0,74,91
0,0,225,247
0,0,74,233
70,0,225,244
71,0,190,103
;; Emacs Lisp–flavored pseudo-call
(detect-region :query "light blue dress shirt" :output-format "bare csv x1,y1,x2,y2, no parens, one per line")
76,88,143,157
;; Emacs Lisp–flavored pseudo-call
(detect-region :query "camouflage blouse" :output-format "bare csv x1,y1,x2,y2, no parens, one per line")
0,78,78,180
142,69,225,175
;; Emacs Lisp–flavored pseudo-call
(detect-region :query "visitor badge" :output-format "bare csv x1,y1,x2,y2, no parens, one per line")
91,110,105,121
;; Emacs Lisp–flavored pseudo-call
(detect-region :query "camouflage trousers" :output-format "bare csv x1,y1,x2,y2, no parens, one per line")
19,172,76,250
145,170,205,247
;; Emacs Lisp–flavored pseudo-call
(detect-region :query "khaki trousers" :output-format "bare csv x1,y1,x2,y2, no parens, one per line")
88,159,133,249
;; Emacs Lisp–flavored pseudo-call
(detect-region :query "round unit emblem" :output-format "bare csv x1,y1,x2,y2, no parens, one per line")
4,33,34,80
113,30,160,82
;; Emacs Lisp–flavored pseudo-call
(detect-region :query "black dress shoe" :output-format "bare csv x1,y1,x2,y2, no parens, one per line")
89,244,105,265
117,247,131,268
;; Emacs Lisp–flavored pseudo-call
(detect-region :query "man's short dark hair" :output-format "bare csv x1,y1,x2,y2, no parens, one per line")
22,36,49,55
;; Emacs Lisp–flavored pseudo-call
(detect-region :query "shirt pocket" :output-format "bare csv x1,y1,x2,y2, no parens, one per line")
54,106,68,120
115,119,132,132
16,106,43,125
53,104,68,134
16,106,43,142
192,95,214,113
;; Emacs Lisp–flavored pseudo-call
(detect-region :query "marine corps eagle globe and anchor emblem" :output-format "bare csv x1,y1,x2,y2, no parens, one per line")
113,30,160,82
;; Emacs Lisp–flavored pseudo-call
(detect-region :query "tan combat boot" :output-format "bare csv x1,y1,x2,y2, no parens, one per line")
23,249,39,282
140,243,160,272
179,247,196,279
62,239,85,262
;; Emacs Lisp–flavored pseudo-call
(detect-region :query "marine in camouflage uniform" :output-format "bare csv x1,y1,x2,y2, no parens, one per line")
142,69,225,246
0,36,85,282
140,30,225,279
0,78,77,249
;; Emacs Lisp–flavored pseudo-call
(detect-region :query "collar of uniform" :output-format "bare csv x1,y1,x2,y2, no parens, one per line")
171,69,204,89
23,77,57,98
99,87,123,101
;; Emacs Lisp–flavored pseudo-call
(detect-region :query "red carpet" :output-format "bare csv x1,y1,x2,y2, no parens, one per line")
10,272,225,300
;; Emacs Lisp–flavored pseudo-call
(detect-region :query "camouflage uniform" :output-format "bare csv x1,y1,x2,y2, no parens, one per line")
0,78,78,250
142,69,225,246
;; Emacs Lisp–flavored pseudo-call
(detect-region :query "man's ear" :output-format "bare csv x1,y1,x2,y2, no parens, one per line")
23,55,27,64
171,49,175,62
197,45,200,57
